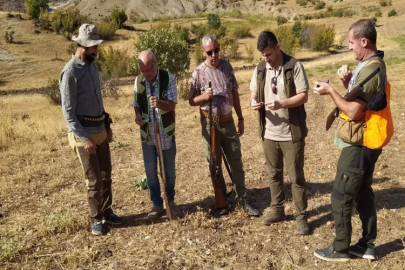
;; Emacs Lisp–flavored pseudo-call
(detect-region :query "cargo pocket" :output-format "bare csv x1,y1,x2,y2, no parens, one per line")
333,167,364,204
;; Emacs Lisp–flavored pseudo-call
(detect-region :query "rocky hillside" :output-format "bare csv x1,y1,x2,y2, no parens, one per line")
1,0,298,20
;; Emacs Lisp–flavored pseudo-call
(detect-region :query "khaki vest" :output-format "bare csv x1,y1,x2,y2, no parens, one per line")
135,69,175,142
256,52,308,141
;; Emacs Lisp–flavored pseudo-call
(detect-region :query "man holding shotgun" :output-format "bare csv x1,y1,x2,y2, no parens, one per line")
313,19,390,262
189,34,259,217
134,50,180,219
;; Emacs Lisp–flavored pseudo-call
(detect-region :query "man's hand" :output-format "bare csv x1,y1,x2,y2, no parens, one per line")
265,100,283,110
237,119,244,136
84,139,97,154
337,65,352,88
135,113,145,126
203,87,213,101
313,81,333,95
108,129,113,143
250,99,264,110
148,95,160,108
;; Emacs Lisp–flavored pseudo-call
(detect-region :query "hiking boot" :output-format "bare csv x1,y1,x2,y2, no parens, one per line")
296,218,310,235
148,205,165,219
168,201,181,217
314,244,350,262
237,198,260,217
349,243,376,260
91,221,104,236
103,213,124,225
263,208,285,225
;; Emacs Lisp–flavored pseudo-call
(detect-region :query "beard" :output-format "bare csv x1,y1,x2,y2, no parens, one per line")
84,52,96,63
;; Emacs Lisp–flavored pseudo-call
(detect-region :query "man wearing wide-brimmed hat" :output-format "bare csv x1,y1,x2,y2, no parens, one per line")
60,23,123,235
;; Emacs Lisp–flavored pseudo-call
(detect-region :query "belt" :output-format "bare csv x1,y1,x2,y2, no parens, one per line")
200,110,233,123
77,114,105,127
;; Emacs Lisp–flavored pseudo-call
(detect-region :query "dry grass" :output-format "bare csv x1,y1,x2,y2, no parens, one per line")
1,2,405,269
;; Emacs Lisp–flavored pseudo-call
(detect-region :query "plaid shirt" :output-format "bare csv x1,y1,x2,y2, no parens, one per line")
133,71,177,150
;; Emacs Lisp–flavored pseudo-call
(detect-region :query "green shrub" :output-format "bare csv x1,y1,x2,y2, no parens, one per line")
245,44,255,63
273,26,298,55
190,23,226,41
25,0,49,19
220,37,240,60
50,7,89,36
96,20,117,40
388,9,397,17
43,77,61,105
370,17,377,26
96,46,131,82
130,174,148,190
276,15,288,26
111,8,127,29
232,25,253,39
228,9,243,18
4,30,15,43
296,0,308,6
174,24,190,42
194,44,206,65
66,42,78,55
207,13,221,29
134,23,190,77
379,0,392,7
308,24,335,51
315,1,325,10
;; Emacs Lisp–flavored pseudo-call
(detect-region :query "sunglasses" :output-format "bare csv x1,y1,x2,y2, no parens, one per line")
271,76,277,95
205,48,220,56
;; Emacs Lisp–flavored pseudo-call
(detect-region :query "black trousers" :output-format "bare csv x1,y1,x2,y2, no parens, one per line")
331,145,382,252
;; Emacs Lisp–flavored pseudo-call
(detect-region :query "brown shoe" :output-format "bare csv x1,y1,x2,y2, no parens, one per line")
263,208,285,226
148,205,165,219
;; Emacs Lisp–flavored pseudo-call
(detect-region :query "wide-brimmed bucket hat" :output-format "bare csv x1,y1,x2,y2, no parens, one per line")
72,23,103,47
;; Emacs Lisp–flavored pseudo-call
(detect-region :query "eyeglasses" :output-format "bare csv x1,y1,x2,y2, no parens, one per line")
271,76,277,95
205,48,220,56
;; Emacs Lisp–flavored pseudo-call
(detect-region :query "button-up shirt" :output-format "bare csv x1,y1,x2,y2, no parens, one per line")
60,55,105,142
133,72,177,150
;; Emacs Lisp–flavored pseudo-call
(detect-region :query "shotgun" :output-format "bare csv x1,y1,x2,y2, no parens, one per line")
151,93,172,220
325,67,380,131
221,148,235,197
208,82,228,210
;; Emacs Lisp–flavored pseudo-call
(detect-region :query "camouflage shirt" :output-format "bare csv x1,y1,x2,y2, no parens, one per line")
189,59,239,116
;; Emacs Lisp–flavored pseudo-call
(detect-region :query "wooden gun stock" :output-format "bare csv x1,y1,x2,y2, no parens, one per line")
152,99,172,220
325,67,380,131
208,82,227,209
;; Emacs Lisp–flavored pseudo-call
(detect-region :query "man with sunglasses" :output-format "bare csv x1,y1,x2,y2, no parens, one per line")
250,31,310,235
60,24,123,235
189,34,259,217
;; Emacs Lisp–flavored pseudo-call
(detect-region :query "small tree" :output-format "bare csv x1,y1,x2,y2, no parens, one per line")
134,23,190,77
110,8,128,29
25,0,49,19
207,14,221,29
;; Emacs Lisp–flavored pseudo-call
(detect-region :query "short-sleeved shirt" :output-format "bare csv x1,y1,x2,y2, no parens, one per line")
60,55,105,142
250,61,309,141
133,72,177,150
189,59,239,116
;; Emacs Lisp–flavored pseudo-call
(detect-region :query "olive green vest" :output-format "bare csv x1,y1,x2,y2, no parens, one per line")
256,52,308,141
135,69,175,142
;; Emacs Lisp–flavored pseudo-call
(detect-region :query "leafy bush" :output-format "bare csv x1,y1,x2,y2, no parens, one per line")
96,20,117,40
130,174,148,190
110,8,127,29
244,44,255,63
194,44,206,65
370,17,377,26
228,9,243,18
190,23,226,41
25,0,49,19
379,0,392,7
207,13,221,29
232,25,253,39
4,30,15,43
307,24,335,51
66,42,78,55
296,0,308,6
315,1,325,10
43,77,61,105
388,9,397,17
96,46,131,82
220,37,240,60
273,26,298,55
276,15,288,26
174,24,190,43
134,23,190,77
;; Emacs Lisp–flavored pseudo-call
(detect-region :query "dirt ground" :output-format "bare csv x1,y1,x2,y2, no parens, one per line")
1,1,405,269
